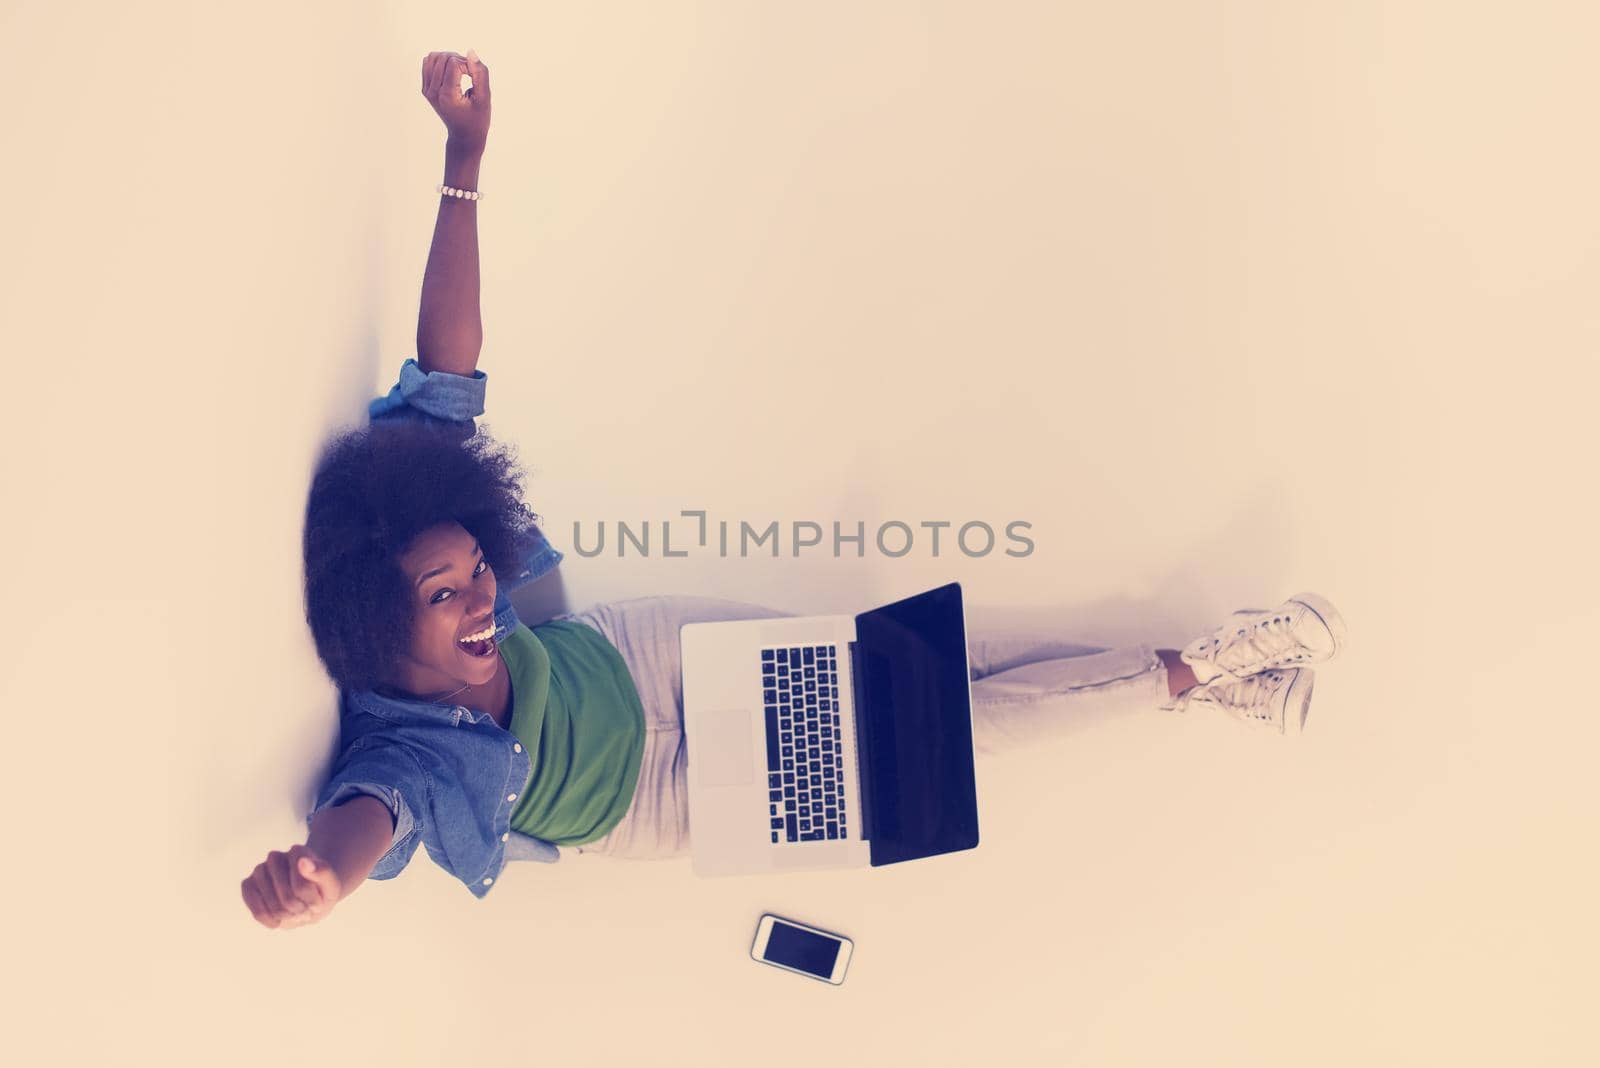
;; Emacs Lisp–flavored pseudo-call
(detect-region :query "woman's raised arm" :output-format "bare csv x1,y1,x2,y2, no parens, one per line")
417,50,492,378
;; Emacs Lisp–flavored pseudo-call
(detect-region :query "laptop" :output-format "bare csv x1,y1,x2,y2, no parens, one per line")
681,581,980,877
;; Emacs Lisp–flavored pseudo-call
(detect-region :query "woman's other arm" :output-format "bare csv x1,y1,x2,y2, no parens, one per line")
417,50,492,377
240,795,395,930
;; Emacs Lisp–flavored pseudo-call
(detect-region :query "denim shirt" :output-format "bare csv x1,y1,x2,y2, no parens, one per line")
304,358,567,899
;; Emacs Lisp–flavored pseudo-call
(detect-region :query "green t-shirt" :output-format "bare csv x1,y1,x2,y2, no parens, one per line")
501,619,646,846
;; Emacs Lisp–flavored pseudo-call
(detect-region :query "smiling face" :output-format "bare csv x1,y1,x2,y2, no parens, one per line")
380,520,502,702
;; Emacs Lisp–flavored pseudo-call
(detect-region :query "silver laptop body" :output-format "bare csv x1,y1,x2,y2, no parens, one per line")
681,582,978,877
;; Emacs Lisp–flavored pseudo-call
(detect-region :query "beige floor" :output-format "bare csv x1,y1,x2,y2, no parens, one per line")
7,3,1596,1065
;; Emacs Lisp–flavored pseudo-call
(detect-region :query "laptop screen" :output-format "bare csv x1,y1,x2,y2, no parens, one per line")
852,581,980,866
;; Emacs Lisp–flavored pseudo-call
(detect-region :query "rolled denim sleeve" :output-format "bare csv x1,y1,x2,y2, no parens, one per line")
369,357,486,423
306,744,426,882
368,358,487,444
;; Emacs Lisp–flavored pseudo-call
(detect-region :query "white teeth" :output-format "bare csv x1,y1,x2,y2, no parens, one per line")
459,625,495,644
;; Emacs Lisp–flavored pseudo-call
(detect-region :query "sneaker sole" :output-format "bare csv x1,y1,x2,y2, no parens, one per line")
1281,667,1315,736
1286,591,1347,661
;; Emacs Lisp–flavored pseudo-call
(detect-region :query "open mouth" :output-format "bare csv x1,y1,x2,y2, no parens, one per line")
459,635,497,658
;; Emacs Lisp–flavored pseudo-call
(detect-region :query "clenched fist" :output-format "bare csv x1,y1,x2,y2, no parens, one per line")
241,845,344,930
422,49,491,154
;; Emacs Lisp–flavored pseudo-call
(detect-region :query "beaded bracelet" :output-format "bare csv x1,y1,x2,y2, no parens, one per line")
437,183,482,202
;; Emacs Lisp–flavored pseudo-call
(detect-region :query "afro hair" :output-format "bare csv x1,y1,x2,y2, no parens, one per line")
302,417,549,694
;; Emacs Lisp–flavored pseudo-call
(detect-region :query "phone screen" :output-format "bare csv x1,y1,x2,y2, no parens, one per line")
764,920,842,978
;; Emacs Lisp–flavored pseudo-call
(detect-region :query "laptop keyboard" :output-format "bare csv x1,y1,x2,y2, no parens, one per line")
763,644,848,844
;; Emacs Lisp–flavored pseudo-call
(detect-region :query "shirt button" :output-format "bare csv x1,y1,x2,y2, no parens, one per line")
507,793,517,802
501,832,509,842
482,877,493,886
513,743,522,753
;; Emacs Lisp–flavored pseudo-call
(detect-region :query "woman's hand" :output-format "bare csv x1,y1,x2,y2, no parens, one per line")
422,49,491,154
241,844,344,930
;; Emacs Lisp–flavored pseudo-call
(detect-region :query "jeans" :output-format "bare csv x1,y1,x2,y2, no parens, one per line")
548,596,1170,859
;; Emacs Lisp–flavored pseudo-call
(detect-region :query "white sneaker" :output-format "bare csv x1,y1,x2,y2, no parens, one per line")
1181,591,1347,684
1171,667,1316,736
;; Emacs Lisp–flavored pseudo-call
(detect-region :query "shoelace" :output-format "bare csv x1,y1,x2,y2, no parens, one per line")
1213,613,1299,675
1181,670,1285,725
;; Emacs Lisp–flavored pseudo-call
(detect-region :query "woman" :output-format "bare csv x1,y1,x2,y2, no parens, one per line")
240,50,1348,930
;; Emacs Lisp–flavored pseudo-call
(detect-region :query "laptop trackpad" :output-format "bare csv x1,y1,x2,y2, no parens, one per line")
695,709,756,786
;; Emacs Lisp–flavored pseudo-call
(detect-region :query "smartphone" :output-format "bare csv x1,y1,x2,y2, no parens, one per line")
751,913,853,985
